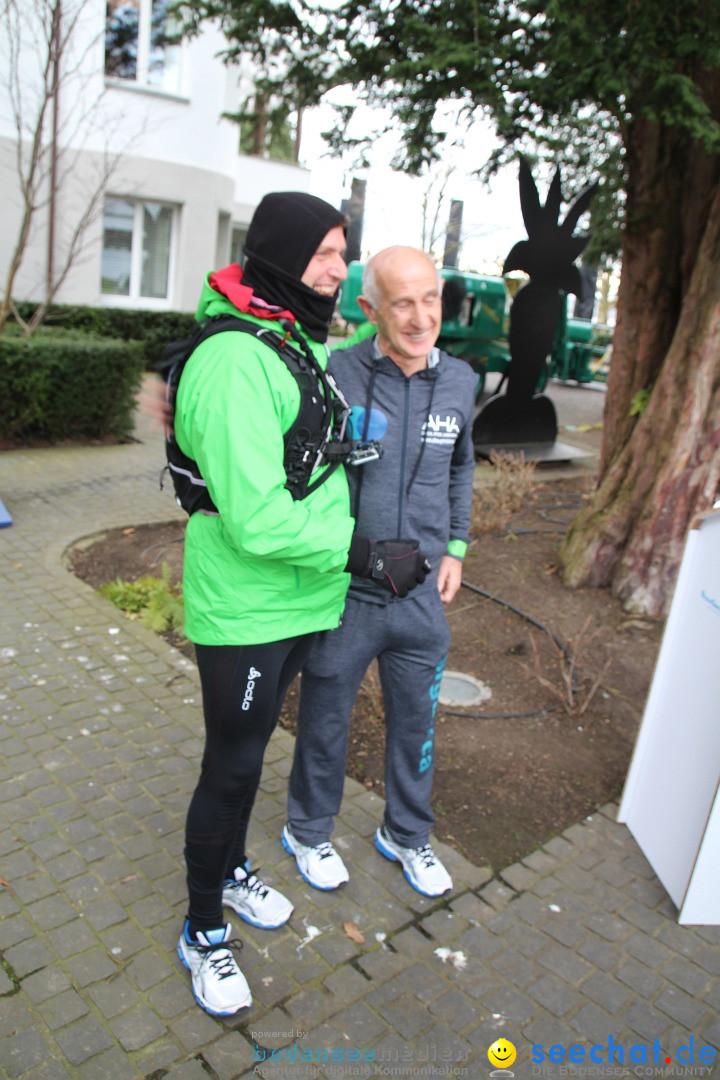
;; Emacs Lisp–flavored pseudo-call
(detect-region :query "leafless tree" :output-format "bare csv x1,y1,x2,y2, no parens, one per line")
420,164,457,262
0,0,132,333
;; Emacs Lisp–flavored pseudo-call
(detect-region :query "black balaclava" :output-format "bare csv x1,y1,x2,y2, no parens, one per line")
242,191,346,343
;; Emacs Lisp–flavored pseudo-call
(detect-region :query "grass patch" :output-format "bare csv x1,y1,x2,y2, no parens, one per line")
100,562,185,634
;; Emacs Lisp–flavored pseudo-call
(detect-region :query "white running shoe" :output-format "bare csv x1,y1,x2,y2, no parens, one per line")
281,823,349,890
177,921,251,1016
222,864,293,929
374,825,453,897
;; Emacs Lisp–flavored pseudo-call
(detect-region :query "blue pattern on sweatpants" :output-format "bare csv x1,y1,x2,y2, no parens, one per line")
287,584,451,849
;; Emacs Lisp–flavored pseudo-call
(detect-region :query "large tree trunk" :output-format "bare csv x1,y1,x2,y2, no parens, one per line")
598,117,686,470
561,61,720,618
560,165,720,616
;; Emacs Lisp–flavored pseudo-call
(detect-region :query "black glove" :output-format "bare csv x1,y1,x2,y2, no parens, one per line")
345,535,431,598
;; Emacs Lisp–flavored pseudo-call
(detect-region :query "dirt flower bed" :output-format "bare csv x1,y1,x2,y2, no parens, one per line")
67,471,663,871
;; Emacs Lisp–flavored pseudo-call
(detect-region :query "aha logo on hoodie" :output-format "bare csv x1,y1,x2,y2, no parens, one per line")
421,414,461,445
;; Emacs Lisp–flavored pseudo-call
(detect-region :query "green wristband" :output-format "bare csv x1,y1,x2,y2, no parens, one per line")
447,539,467,560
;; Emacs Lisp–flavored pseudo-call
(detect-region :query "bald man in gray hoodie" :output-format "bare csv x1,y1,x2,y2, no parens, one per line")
283,246,477,898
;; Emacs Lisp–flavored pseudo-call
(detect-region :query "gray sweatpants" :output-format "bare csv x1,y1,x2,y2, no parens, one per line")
287,585,451,849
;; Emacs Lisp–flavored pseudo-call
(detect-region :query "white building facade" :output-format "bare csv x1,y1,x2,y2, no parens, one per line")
0,0,311,313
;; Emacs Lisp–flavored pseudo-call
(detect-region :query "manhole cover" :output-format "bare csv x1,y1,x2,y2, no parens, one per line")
438,671,492,707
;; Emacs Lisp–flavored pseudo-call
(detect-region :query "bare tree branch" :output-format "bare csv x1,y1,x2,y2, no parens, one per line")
0,0,137,333
420,164,457,260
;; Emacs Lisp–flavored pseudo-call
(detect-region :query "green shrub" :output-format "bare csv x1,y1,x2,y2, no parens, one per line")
99,563,185,634
11,302,196,370
0,326,145,442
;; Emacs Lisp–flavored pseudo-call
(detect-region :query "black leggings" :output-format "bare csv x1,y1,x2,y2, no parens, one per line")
185,633,316,933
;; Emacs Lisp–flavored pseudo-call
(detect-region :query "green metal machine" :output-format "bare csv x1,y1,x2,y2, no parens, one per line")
338,260,611,394
553,308,612,385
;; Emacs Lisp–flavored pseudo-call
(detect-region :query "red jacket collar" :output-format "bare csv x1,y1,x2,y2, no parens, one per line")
208,264,296,324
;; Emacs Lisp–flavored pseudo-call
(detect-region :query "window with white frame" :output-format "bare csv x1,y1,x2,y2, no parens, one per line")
104,0,181,93
231,225,248,267
101,198,175,303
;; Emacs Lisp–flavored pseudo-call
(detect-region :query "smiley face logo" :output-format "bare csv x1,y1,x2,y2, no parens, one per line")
488,1039,517,1069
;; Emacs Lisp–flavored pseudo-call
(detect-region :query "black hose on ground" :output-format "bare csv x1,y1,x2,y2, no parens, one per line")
442,579,578,720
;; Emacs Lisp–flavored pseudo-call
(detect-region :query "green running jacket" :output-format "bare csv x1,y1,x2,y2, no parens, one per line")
174,278,354,645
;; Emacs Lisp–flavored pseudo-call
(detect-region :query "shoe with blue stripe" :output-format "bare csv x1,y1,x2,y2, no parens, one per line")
177,920,251,1015
281,823,349,890
374,825,452,897
222,863,293,929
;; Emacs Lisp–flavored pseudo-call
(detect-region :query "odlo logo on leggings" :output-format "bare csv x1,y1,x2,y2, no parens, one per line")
242,666,262,711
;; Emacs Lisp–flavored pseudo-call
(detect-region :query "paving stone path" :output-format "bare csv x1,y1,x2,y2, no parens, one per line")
1,403,718,1079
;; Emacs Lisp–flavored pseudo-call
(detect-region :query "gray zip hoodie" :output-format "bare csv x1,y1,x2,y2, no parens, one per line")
329,335,477,603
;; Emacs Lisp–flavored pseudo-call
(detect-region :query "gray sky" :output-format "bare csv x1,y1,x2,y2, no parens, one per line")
301,98,526,272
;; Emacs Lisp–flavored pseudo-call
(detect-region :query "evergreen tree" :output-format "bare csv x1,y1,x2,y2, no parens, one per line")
178,0,720,617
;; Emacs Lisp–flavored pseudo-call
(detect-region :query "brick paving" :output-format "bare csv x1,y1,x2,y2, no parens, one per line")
1,389,718,1079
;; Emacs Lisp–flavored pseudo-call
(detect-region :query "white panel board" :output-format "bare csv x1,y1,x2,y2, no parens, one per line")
617,512,720,923
679,776,720,924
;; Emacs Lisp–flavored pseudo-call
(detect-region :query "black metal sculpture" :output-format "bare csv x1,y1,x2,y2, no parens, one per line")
473,159,597,449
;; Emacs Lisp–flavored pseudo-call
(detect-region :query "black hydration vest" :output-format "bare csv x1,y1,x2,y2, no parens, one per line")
157,315,351,514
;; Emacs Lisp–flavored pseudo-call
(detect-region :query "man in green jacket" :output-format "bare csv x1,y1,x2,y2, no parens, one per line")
172,192,429,1018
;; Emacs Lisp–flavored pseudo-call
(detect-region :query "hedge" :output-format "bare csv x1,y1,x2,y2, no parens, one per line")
12,302,197,370
0,327,146,442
